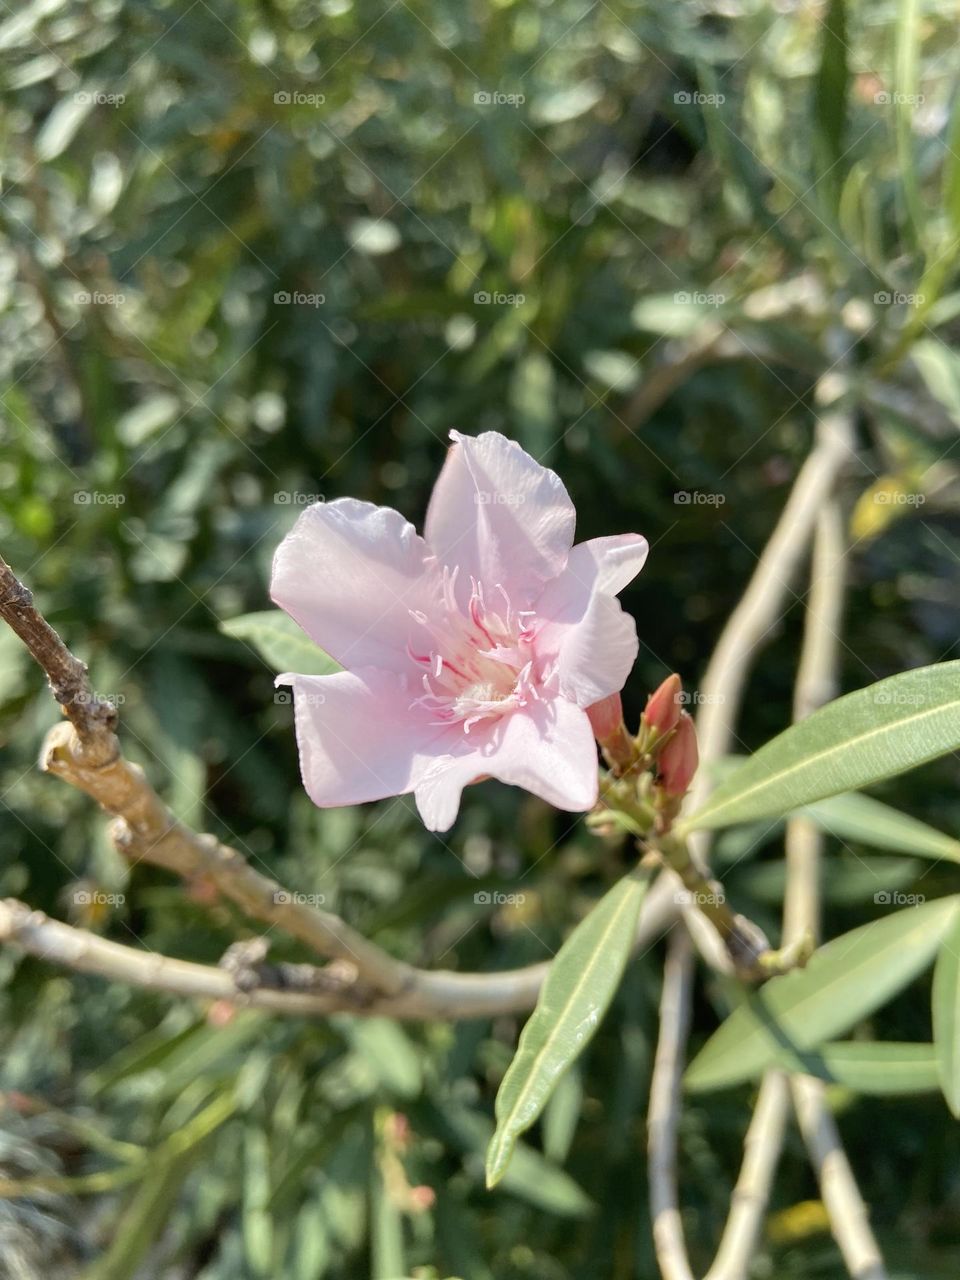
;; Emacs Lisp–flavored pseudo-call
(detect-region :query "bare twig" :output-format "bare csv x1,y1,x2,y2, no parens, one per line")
650,355,858,1280
648,929,696,1280
692,386,854,776
646,413,852,1279
696,343,859,1280
784,504,888,1280
704,1073,791,1280
0,898,581,1020
0,557,115,748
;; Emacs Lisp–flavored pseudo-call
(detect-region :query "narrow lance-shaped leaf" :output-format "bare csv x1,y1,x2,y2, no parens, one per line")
681,662,960,833
797,790,960,865
932,909,960,1116
812,0,848,213
686,896,959,1092
486,870,649,1188
769,1041,940,1096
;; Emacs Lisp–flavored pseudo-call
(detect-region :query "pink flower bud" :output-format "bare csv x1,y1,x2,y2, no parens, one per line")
586,693,624,742
643,674,683,737
408,1185,436,1212
587,693,634,772
658,712,698,796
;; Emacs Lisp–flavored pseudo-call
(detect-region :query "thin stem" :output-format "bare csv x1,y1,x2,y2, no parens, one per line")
648,929,696,1280
784,503,888,1280
686,356,857,1280
703,1073,791,1280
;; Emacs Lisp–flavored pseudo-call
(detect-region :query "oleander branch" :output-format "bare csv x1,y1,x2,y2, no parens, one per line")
0,550,679,1021
0,898,576,1019
648,344,858,1280
784,503,888,1280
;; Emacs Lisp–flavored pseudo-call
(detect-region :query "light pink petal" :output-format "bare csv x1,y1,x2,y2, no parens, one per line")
414,698,598,830
270,498,431,674
424,431,576,607
533,533,646,707
486,699,599,812
534,534,649,625
414,747,495,832
553,593,639,707
279,669,448,809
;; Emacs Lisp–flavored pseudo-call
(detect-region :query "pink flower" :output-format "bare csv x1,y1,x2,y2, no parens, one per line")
270,431,647,832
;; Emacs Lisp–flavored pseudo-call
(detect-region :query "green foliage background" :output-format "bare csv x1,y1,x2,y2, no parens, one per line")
1,0,959,1275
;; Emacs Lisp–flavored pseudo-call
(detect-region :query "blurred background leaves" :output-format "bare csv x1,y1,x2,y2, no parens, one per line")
0,0,959,1275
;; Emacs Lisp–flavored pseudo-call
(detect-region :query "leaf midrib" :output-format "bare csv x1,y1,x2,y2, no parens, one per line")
493,881,640,1156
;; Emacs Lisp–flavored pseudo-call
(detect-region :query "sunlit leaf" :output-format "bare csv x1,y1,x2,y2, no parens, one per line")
686,896,959,1092
798,791,960,864
486,871,648,1187
932,909,960,1116
683,663,960,833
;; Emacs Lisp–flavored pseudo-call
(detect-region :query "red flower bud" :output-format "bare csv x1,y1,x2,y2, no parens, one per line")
643,673,683,737
658,712,698,796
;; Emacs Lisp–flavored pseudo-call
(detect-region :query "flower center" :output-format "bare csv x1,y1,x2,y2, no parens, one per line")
407,567,545,733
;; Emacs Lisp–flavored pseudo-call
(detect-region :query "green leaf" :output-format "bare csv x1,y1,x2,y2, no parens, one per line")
542,1063,584,1165
429,1106,594,1219
912,340,960,426
450,1111,593,1218
682,662,960,833
812,0,848,213
771,1041,939,1095
486,871,648,1187
36,92,96,160
798,791,960,865
220,611,340,677
894,0,924,244
686,896,959,1092
370,1164,406,1280
932,910,960,1116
